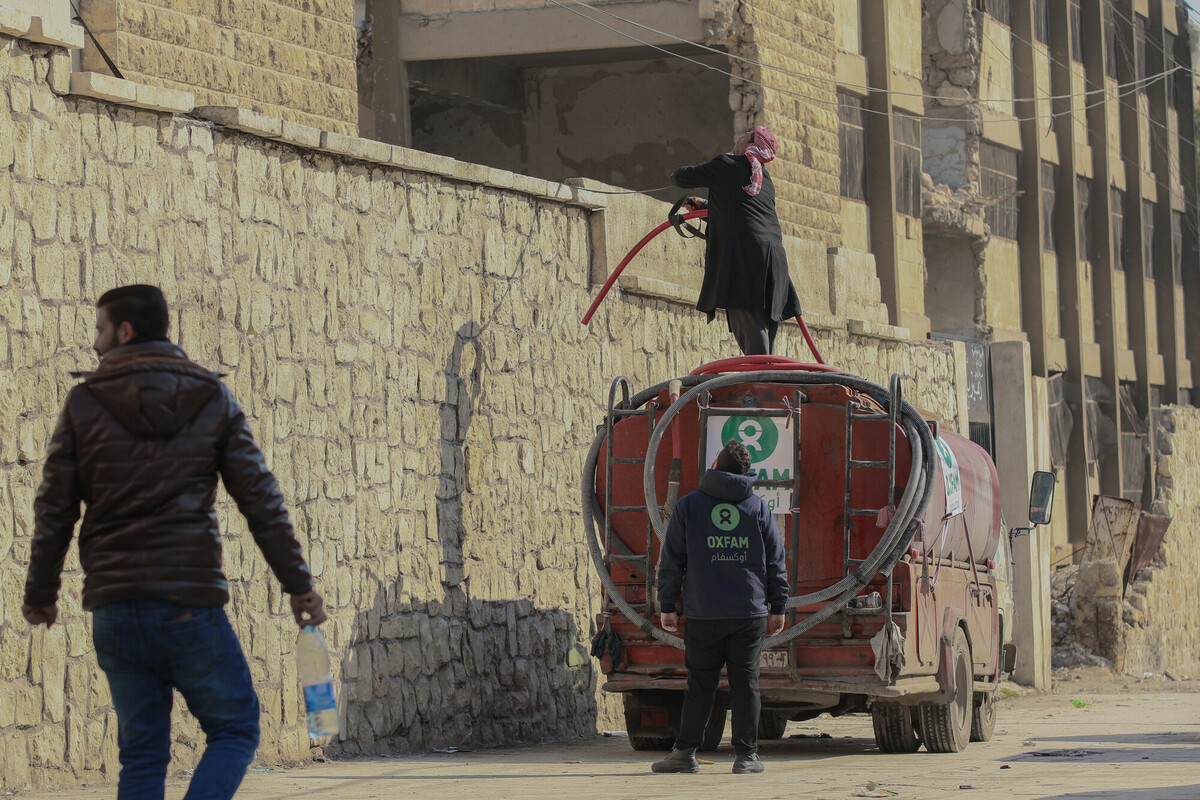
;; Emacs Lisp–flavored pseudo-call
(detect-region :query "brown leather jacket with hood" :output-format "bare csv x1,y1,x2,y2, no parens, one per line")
24,341,313,611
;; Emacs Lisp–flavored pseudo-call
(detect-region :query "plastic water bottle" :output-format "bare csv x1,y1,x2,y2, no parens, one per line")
297,625,339,737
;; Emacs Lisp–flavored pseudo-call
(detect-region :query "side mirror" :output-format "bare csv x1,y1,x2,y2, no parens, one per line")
1028,470,1055,526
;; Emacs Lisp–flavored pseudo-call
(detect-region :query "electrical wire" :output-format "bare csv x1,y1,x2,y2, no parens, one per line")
569,183,674,195
548,0,1184,106
544,0,1199,244
967,0,1196,160
543,0,1178,126
979,0,1200,240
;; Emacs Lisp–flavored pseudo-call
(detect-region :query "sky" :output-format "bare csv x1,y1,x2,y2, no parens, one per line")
1187,0,1200,25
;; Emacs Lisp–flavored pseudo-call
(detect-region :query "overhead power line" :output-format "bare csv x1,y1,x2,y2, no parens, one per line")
543,0,1184,126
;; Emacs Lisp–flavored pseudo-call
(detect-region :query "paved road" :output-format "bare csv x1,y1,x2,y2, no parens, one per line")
17,686,1200,799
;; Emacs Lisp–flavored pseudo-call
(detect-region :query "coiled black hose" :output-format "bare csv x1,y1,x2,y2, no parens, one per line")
582,371,936,649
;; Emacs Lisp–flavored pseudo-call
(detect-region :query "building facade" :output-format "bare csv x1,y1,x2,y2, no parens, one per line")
359,0,1200,560
3,0,1199,789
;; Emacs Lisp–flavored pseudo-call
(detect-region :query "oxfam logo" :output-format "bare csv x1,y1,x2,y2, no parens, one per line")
720,416,778,464
711,503,741,531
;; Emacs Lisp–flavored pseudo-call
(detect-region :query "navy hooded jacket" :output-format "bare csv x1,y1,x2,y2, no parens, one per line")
657,469,789,619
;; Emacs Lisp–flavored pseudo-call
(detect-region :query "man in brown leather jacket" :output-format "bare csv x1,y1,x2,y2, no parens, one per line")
22,285,326,800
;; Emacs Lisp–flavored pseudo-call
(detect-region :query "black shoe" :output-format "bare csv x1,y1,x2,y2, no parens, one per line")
651,749,700,773
732,752,764,774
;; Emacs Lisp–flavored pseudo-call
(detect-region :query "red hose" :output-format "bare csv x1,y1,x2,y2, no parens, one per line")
793,315,826,365
691,355,840,375
580,210,708,325
580,208,828,365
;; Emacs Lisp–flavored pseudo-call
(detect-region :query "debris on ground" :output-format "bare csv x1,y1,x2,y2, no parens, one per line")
789,732,832,739
1050,564,1113,671
1025,749,1103,757
852,782,899,798
1071,699,1089,708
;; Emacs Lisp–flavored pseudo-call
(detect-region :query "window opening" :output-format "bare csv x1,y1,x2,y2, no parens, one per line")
1142,200,1155,278
975,0,1011,27
1070,0,1084,63
839,93,868,202
1172,210,1183,285
980,143,1018,240
1042,162,1057,252
1111,187,1125,271
1034,0,1050,44
894,114,922,218
1135,14,1148,91
1077,177,1092,263
1104,3,1119,79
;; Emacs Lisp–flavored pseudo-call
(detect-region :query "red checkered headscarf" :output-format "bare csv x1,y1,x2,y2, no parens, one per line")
742,126,777,196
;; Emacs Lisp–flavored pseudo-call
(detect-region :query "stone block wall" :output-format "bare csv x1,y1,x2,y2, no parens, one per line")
734,0,840,245
1121,406,1200,676
76,0,359,134
0,29,965,790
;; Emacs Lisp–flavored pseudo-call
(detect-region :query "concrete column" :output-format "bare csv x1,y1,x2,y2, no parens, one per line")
362,0,410,147
991,341,1052,689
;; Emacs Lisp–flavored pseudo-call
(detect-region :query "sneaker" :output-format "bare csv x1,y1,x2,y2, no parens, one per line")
732,752,765,774
651,749,700,773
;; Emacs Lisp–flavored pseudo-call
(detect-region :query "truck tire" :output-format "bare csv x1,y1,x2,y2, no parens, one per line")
871,705,922,753
623,691,683,751
970,690,997,742
758,710,789,740
919,628,973,753
629,735,675,751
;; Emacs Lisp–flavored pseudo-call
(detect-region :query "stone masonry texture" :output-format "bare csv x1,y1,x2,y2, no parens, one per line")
0,32,964,790
76,0,359,135
736,0,841,245
1119,406,1200,677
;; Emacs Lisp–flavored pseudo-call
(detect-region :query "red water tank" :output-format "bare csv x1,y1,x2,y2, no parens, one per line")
918,429,1003,565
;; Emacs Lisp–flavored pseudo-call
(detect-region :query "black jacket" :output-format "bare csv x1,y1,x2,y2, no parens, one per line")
657,469,789,619
672,154,802,322
24,342,313,611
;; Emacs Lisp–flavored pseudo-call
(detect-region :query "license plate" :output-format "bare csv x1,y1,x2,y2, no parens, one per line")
759,650,788,669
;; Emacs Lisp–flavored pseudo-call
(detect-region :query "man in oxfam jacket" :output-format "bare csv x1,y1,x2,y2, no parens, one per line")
653,439,789,775
22,285,326,800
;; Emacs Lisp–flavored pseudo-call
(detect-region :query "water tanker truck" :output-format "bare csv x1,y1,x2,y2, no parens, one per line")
582,355,1054,754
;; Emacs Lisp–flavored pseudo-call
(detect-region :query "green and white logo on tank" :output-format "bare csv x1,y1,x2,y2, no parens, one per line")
704,414,793,514
933,435,965,517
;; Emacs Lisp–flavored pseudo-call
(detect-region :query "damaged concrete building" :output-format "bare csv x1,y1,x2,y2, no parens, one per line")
359,0,1200,563
3,0,1200,788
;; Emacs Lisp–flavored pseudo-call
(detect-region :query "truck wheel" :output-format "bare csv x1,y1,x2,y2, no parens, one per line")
623,691,682,751
757,710,789,740
871,705,922,753
919,628,972,753
701,697,728,751
970,690,997,742
629,735,675,751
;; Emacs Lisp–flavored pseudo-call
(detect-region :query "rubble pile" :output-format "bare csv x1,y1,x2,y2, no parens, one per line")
1050,565,1111,672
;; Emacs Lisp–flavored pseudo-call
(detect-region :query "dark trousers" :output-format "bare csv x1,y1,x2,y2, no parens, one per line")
725,307,778,355
92,601,261,800
674,617,767,756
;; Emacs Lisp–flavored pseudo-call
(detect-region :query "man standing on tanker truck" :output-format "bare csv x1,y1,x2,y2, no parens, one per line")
672,126,802,356
652,440,790,775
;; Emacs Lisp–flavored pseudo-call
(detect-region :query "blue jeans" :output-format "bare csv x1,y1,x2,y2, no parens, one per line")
92,601,260,800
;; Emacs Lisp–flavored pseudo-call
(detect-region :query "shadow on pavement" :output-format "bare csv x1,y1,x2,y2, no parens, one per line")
290,773,638,780
1031,731,1200,746
1034,784,1200,800
1003,745,1200,764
